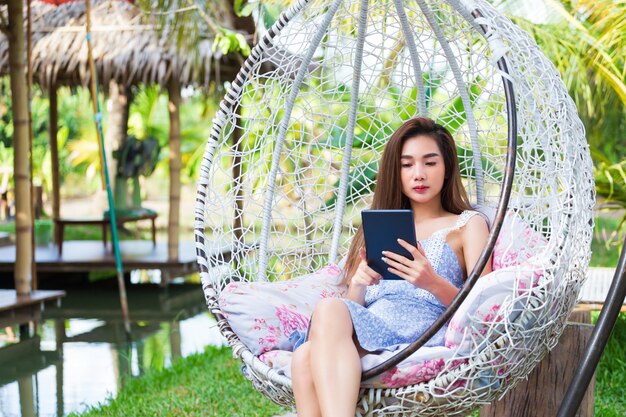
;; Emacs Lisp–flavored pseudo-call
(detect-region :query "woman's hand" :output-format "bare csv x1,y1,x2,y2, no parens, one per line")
346,247,381,305
382,239,438,291
351,247,382,289
382,239,460,305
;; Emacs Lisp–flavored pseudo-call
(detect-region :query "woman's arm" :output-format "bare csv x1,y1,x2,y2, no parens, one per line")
462,214,492,278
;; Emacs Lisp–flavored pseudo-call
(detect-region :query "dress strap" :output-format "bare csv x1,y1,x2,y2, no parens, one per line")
450,210,480,234
423,210,479,272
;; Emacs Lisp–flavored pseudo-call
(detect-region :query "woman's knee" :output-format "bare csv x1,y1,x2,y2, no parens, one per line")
309,298,352,340
292,343,312,379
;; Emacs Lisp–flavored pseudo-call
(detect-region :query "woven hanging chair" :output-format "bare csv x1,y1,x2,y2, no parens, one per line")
195,0,595,415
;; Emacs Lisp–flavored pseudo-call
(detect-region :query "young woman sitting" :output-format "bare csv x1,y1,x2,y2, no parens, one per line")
291,117,492,417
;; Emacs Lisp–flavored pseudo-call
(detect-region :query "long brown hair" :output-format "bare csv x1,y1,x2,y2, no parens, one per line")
342,117,471,285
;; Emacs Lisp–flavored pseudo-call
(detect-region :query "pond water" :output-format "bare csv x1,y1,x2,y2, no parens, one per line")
0,280,226,417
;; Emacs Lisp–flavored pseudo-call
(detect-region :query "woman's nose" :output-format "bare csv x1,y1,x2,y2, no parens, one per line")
414,164,426,180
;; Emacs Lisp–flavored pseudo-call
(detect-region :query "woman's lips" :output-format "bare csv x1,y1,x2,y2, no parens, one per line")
413,185,429,193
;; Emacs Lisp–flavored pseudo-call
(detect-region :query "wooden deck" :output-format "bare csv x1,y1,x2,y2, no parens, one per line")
577,267,626,312
0,240,219,276
0,289,66,327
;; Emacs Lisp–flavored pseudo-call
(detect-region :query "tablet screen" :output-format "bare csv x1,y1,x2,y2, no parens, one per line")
361,209,418,280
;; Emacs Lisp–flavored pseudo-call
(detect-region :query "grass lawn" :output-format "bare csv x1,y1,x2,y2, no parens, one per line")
594,312,626,416
71,346,290,417
0,220,152,241
591,216,623,267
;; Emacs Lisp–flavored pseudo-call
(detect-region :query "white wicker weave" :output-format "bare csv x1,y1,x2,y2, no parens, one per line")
195,0,595,415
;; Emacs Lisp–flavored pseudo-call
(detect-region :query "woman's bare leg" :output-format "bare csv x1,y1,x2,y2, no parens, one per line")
308,298,361,417
292,342,322,417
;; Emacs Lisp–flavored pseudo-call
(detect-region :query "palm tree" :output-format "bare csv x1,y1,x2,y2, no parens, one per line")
492,0,626,161
493,0,626,244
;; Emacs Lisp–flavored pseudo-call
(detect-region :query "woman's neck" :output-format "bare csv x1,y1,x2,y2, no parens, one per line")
410,199,446,222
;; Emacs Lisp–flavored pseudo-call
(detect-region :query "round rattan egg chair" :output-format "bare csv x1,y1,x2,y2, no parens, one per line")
195,0,595,415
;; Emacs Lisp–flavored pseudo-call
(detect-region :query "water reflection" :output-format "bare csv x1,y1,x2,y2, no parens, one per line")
0,283,225,417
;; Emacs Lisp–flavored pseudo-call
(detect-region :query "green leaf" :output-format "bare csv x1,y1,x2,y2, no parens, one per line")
436,77,485,134
233,0,256,17
262,4,282,29
456,145,504,183
235,33,251,56
324,161,378,209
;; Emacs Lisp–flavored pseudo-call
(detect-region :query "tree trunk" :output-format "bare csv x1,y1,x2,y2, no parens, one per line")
8,0,32,295
229,9,255,243
480,318,596,417
167,78,181,261
105,80,132,199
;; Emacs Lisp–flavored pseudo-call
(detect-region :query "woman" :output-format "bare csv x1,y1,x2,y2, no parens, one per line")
291,117,492,417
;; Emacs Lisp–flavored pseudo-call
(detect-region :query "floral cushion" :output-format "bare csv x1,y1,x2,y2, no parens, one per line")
474,205,548,270
259,345,465,389
444,206,547,351
237,207,548,387
443,261,543,351
218,265,346,355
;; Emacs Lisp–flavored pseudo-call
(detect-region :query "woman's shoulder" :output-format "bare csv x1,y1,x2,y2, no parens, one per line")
458,210,490,238
451,209,486,227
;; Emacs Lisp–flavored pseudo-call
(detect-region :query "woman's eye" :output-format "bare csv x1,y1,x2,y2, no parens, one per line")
401,163,412,168
425,162,436,166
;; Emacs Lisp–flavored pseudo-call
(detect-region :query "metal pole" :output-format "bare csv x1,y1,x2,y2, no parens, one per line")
85,0,131,336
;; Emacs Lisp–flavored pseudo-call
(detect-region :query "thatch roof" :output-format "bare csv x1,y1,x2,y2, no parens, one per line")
0,0,241,90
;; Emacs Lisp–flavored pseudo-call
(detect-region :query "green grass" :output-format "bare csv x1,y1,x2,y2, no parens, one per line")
594,312,626,416
591,216,623,267
71,346,289,417
0,221,152,241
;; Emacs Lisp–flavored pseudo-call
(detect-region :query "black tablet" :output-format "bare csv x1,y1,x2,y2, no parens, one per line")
361,209,418,280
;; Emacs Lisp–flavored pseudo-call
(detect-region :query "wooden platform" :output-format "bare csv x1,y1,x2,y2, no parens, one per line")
577,267,626,312
0,289,66,327
0,240,217,276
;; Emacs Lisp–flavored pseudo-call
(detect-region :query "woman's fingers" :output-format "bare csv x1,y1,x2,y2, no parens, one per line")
386,266,410,281
416,242,426,257
396,238,423,259
355,262,381,285
382,255,414,276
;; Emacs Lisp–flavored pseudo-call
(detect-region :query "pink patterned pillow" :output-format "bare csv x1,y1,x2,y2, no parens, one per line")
444,261,544,351
218,265,346,355
445,206,547,353
475,205,548,270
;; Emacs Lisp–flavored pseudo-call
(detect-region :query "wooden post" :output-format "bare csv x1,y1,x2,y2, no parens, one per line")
49,84,60,242
7,0,33,295
18,375,35,417
480,313,595,417
167,78,181,261
55,319,65,417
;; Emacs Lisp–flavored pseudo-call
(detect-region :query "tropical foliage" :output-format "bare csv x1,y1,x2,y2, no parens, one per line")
494,0,626,162
494,0,626,246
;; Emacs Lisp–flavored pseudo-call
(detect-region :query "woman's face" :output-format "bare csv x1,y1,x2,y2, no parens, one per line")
400,135,446,205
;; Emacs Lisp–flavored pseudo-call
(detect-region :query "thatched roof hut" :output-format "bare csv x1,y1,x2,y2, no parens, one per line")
1,0,249,267
0,0,241,90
